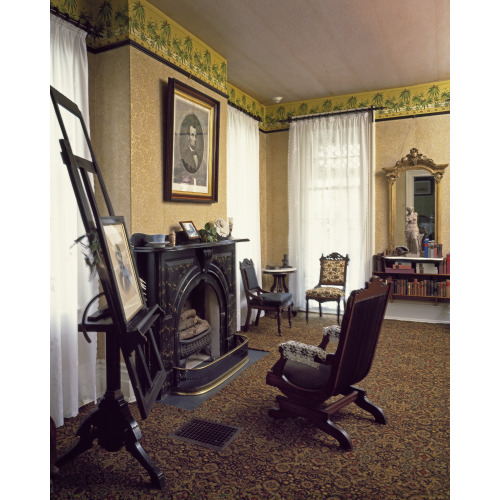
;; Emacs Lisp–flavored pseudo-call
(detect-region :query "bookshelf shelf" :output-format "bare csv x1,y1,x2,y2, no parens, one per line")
372,254,450,305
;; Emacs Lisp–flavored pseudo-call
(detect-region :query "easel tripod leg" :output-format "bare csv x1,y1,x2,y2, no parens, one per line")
54,409,98,468
126,440,166,489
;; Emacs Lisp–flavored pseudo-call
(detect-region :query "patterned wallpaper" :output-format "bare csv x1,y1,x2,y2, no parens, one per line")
55,1,450,259
375,114,450,255
51,1,450,132
264,81,450,131
51,0,227,93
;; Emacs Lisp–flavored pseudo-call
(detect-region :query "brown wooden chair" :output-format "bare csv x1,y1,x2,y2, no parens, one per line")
306,252,349,324
240,258,293,336
266,277,391,450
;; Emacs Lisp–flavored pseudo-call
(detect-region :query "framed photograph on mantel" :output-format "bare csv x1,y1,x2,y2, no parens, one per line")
164,78,220,202
179,220,201,240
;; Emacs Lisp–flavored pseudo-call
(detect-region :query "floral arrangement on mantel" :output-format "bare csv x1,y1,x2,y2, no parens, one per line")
199,222,219,242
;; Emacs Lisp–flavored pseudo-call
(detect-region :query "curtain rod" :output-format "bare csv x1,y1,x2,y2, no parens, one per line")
51,7,100,37
285,106,386,123
228,101,263,122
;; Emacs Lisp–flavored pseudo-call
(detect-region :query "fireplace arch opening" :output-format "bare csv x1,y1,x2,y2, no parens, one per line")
175,273,227,369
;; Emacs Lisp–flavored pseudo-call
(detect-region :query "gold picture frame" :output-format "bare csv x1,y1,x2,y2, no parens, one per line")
164,79,220,203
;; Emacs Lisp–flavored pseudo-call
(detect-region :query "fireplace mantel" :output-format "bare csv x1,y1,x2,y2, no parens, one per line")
132,236,249,397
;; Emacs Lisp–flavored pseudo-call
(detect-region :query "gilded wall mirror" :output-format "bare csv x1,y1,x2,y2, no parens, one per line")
383,148,448,254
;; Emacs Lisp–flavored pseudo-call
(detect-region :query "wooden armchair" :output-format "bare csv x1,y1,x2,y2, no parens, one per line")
306,252,349,324
266,277,390,450
240,258,294,336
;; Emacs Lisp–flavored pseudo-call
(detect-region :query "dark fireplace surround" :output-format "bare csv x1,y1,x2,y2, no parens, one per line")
132,235,248,397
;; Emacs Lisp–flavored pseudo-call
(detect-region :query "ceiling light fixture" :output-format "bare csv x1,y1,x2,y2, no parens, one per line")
272,96,283,104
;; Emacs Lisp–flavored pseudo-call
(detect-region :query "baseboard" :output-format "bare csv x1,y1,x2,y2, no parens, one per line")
96,358,137,403
300,302,449,324
384,300,450,323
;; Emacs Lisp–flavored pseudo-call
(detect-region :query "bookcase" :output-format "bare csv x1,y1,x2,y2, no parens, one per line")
372,255,450,305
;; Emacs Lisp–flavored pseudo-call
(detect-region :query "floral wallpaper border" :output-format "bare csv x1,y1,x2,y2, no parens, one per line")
262,81,450,131
51,0,228,93
51,0,450,131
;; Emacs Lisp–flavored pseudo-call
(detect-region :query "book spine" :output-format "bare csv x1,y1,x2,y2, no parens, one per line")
424,238,429,258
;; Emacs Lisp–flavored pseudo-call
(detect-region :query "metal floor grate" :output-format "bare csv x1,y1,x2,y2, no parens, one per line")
169,418,243,451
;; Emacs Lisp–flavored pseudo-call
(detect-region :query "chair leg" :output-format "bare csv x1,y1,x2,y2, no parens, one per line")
288,306,292,328
351,387,387,425
306,300,309,323
276,310,282,336
319,303,322,318
314,418,353,451
271,396,353,450
255,309,262,326
337,300,340,325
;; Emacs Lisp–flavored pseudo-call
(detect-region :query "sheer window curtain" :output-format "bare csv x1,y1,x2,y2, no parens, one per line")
50,15,98,428
288,111,374,313
226,107,261,330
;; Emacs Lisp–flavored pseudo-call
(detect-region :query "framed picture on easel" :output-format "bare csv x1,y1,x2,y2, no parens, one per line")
101,216,144,322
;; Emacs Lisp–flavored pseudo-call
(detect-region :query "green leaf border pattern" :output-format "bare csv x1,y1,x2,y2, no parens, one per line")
51,0,228,93
262,81,450,131
51,1,449,131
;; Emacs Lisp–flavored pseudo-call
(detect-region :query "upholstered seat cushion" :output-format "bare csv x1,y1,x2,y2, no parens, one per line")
306,287,343,299
250,292,293,306
283,360,332,390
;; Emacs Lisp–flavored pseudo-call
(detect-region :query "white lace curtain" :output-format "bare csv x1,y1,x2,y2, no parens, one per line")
50,14,98,427
226,106,261,330
288,111,374,313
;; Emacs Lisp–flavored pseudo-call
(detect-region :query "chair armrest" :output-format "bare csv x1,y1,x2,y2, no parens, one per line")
248,291,265,304
323,324,341,341
318,324,341,350
279,340,327,368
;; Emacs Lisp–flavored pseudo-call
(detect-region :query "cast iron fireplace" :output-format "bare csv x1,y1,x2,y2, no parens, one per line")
132,234,248,397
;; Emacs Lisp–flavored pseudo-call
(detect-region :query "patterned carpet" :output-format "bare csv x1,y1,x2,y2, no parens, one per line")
51,312,450,499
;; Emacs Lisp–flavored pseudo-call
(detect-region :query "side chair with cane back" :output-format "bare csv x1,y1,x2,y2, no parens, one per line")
306,252,349,324
240,258,294,336
266,277,391,450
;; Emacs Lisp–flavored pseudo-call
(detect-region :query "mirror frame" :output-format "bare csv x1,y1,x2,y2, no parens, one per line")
383,148,448,254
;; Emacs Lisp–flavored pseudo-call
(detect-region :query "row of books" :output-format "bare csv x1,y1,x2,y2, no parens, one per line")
385,277,450,298
423,240,443,258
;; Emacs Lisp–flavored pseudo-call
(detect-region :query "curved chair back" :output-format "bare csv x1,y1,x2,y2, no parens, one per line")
330,277,390,395
239,258,294,336
240,258,260,294
319,252,349,286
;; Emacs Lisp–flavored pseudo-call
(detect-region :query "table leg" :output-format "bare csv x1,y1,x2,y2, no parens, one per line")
280,275,289,293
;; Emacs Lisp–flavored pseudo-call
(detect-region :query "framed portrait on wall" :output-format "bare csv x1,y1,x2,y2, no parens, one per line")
164,78,220,202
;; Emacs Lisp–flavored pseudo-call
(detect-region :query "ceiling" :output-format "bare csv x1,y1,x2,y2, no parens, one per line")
148,0,450,106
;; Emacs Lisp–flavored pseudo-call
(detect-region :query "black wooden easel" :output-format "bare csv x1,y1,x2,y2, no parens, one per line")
50,86,167,489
